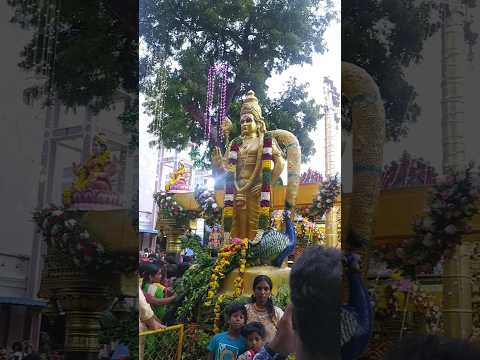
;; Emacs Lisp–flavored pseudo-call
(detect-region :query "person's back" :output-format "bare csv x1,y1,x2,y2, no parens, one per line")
384,335,480,360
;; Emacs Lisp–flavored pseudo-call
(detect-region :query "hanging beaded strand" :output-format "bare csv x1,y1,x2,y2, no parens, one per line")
204,63,228,142
204,65,215,140
217,64,228,143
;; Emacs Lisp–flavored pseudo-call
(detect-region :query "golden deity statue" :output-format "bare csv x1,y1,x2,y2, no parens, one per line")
213,90,301,241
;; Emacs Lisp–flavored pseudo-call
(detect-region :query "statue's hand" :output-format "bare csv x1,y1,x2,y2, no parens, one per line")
211,147,224,169
251,183,262,195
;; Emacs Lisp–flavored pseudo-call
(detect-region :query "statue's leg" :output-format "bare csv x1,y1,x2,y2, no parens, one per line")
232,197,249,240
247,193,261,241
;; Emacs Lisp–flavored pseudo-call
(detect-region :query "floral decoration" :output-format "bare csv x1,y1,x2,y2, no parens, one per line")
153,190,197,227
33,206,136,273
308,174,340,220
300,168,323,184
204,238,249,332
194,185,222,227
382,164,480,276
382,151,437,189
373,272,442,334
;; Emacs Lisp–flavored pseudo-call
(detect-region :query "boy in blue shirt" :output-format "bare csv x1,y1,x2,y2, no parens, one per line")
208,303,248,360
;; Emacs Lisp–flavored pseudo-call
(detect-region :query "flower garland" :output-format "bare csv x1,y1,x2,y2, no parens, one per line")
223,132,273,239
384,164,480,275
204,238,249,332
309,174,340,221
33,206,136,273
260,132,274,229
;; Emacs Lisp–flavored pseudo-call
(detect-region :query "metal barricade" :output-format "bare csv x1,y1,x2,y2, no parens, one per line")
139,324,184,360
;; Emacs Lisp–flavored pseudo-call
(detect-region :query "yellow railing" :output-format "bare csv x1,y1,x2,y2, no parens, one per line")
139,324,184,360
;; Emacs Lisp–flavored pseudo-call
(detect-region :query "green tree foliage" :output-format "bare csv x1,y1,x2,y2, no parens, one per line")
342,0,441,141
7,0,138,145
140,0,336,162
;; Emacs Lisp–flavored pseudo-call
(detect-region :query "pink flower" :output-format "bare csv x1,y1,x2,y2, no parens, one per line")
232,238,243,245
397,279,413,292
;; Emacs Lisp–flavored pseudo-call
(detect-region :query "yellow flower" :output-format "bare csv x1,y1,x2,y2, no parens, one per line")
262,159,272,169
260,207,270,216
223,207,234,216
391,272,402,281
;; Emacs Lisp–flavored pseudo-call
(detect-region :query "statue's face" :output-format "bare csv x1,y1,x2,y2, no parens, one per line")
240,113,257,136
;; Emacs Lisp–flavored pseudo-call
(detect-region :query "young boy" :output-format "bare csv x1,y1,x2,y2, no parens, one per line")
238,322,267,360
208,303,248,360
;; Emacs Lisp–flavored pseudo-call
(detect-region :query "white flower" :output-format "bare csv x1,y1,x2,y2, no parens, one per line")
51,224,61,235
52,210,64,217
422,217,433,230
212,203,218,209
79,231,90,240
444,224,457,235
65,219,77,229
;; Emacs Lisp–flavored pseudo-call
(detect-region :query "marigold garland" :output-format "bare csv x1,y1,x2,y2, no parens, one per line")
223,133,273,240
204,238,249,332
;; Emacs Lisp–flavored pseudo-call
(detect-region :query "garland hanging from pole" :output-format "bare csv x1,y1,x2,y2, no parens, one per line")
204,63,228,142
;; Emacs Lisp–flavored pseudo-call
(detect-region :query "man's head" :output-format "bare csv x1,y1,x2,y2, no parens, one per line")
225,303,248,332
290,246,342,359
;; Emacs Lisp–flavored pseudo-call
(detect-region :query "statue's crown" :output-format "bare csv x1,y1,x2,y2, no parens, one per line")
240,90,262,120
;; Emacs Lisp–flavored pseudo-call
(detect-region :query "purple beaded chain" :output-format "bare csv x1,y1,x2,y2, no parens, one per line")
204,63,228,142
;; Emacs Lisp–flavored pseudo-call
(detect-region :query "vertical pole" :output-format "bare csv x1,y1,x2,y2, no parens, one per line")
441,0,472,339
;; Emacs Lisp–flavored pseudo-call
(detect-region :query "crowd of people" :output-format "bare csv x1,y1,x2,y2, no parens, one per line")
0,341,42,360
139,241,480,360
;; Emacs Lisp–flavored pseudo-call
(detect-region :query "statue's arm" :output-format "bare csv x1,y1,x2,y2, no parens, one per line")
212,142,232,173
271,139,285,185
